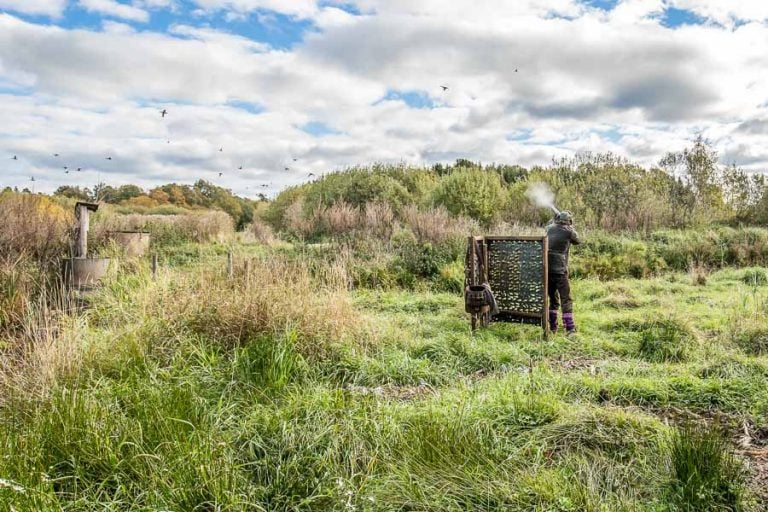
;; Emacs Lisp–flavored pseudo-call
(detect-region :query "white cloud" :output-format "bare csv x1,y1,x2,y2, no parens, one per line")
0,0,67,17
192,0,319,18
669,0,768,26
78,0,150,23
2,0,768,196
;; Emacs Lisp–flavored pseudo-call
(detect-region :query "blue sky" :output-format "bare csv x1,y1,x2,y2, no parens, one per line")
1,0,768,196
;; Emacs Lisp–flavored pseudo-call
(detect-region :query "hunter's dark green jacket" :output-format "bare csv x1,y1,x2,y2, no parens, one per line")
546,223,581,274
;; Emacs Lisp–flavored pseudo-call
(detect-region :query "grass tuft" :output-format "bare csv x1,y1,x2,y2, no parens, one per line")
614,317,695,362
668,422,746,511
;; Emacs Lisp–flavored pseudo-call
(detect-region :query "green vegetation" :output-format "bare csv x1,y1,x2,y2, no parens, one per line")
668,423,747,511
2,233,768,510
263,137,768,238
2,140,768,510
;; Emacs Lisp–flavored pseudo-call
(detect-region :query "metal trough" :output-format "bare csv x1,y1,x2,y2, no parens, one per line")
62,257,112,290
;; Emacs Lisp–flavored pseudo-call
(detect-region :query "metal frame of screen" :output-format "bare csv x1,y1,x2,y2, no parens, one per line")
465,235,549,337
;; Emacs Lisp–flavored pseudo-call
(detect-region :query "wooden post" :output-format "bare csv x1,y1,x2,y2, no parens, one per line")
151,253,158,280
75,203,89,258
73,202,98,259
227,251,233,278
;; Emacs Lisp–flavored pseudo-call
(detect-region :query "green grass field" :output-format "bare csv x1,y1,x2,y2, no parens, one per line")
1,240,767,511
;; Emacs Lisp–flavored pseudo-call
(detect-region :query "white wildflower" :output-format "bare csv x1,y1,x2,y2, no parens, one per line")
0,478,26,493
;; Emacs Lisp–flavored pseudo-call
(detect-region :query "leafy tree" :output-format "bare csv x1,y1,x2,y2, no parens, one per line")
54,186,90,201
660,135,725,219
432,167,506,225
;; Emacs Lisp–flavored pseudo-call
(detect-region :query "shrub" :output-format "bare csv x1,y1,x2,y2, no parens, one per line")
248,218,276,245
0,193,73,262
435,261,464,293
668,422,746,511
282,198,315,241
400,205,478,245
362,201,395,239
431,168,506,226
317,202,360,237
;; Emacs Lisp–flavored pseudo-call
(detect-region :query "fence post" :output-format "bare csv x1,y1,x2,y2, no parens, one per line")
227,251,233,279
151,253,158,280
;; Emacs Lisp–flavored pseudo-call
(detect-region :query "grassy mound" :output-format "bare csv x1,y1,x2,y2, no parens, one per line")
613,317,696,362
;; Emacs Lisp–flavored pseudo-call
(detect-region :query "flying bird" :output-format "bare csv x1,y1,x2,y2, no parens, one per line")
76,167,82,172
160,109,168,118
53,153,59,157
284,167,290,171
30,176,35,182
514,68,518,72
293,158,298,162
106,157,113,160
219,147,223,152
238,165,243,170
11,155,17,160
308,173,316,177
218,172,223,177
440,85,449,91
65,170,70,174
167,140,171,144
63,166,68,170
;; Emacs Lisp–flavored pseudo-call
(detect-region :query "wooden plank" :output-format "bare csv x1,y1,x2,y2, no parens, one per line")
496,310,543,319
484,235,546,242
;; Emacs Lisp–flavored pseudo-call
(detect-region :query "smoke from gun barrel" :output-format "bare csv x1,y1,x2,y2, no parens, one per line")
550,205,561,216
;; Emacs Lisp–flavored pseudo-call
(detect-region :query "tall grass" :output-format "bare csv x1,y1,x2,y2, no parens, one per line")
668,422,746,511
174,258,369,358
0,193,73,262
92,210,234,247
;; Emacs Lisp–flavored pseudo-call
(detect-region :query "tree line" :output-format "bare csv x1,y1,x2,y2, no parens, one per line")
265,136,768,233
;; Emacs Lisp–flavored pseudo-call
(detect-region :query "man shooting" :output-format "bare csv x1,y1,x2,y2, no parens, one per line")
547,210,580,335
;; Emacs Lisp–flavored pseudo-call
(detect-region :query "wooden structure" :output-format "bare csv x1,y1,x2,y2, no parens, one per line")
465,235,549,336
75,202,99,258
64,201,112,291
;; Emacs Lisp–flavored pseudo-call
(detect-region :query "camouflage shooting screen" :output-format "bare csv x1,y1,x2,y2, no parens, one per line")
486,239,545,321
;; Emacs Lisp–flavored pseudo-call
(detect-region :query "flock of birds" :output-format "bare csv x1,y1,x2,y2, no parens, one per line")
7,107,312,194
8,83,482,194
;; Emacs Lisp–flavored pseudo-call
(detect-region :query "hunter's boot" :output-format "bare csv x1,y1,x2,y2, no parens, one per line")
548,310,558,332
563,312,576,335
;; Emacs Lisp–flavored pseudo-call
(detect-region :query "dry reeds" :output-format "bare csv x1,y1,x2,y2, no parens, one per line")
159,256,370,360
363,201,395,239
400,205,479,244
93,210,234,246
248,218,276,244
0,193,73,262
